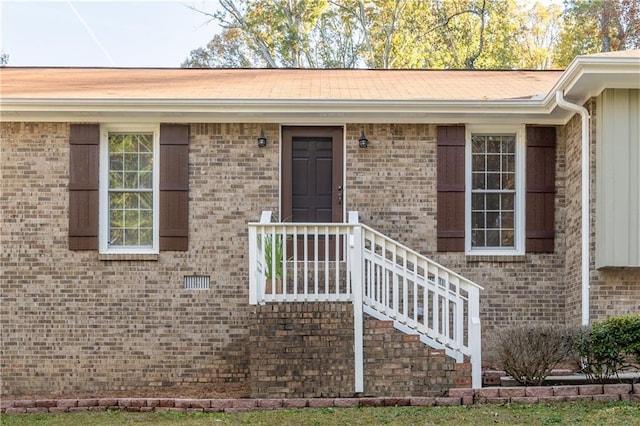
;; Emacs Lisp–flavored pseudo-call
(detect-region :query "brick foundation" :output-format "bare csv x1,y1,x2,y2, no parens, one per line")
249,303,355,398
250,302,470,398
363,320,469,397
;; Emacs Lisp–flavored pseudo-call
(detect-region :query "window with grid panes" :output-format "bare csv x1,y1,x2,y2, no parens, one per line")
100,126,159,253
470,134,517,250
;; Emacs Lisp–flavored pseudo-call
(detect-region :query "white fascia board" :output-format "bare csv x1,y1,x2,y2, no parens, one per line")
543,54,640,116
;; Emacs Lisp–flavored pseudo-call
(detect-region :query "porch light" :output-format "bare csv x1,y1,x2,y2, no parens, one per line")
358,130,368,148
257,130,267,147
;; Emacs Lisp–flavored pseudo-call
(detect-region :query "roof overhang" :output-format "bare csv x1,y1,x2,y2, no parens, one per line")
544,54,640,112
0,98,568,125
1,53,638,125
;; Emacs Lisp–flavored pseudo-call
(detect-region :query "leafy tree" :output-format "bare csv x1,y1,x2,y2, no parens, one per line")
185,0,526,69
182,0,638,70
182,28,254,68
515,2,563,69
205,0,330,68
0,51,8,66
555,0,640,67
428,0,517,70
310,5,362,68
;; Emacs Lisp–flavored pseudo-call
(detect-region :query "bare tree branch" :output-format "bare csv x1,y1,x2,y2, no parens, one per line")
465,0,487,69
188,0,278,67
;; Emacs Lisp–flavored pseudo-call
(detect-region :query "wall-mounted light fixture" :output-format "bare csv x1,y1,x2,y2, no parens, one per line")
358,130,369,148
257,130,267,148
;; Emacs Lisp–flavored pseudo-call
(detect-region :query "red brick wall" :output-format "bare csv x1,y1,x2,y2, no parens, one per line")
250,303,355,398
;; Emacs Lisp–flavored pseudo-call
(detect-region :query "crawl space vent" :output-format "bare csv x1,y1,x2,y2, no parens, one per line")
183,275,211,290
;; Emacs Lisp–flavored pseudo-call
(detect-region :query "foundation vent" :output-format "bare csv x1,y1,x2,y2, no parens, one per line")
183,275,211,290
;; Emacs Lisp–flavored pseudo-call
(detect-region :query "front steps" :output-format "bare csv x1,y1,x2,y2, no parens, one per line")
364,319,471,396
249,302,471,398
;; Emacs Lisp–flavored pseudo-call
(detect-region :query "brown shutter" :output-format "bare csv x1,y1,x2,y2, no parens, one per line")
69,124,99,250
159,124,189,251
437,126,465,252
526,126,556,253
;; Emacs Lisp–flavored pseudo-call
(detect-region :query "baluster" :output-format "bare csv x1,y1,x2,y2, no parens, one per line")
382,237,387,312
292,226,298,298
313,226,319,299
303,227,309,299
281,227,287,297
324,226,329,298
392,244,399,318
335,226,340,297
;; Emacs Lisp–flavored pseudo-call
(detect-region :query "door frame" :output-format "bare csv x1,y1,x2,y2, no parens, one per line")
281,125,345,223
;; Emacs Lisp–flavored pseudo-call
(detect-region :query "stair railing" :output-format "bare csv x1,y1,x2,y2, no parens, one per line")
358,224,483,386
248,211,483,389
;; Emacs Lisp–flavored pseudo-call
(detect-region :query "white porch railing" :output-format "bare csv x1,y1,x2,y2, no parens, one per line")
248,211,483,390
248,211,354,304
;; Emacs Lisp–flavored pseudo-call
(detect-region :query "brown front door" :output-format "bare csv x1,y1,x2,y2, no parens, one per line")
282,126,343,223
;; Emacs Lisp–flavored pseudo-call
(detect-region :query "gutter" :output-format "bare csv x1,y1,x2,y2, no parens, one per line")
0,97,565,125
555,90,590,326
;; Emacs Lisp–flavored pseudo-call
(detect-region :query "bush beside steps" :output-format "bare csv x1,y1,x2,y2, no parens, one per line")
492,314,640,386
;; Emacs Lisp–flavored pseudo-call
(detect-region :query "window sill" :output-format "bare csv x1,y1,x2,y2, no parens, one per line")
99,253,159,261
466,254,526,263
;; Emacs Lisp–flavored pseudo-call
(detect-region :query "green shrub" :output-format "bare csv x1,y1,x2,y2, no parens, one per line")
494,324,578,386
605,314,640,366
573,314,640,383
573,326,623,383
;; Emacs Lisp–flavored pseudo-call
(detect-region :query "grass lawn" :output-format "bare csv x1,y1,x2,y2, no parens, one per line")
1,401,639,426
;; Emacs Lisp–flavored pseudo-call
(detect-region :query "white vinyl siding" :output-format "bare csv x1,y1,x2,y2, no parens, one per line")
596,89,640,267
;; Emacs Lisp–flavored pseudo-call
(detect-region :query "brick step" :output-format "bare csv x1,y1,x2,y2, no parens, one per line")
363,319,458,360
250,304,471,398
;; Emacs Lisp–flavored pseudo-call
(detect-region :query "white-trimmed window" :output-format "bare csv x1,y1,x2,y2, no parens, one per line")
100,125,160,254
466,126,524,255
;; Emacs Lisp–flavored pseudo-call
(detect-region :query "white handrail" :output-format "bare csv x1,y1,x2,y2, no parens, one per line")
248,211,483,389
358,223,483,388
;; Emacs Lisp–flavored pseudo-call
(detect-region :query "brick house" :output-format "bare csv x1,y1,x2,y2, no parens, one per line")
1,50,639,399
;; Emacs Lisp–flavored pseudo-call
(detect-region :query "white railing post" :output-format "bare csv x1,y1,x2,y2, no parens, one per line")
260,211,273,224
468,285,482,389
249,211,272,305
348,211,364,393
248,224,258,305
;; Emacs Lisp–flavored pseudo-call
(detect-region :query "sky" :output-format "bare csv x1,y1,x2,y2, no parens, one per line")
0,0,220,67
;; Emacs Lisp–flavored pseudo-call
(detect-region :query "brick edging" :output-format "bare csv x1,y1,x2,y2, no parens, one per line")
0,396,459,414
2,384,639,414
449,383,640,405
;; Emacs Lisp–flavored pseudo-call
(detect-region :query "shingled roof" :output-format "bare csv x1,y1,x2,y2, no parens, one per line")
1,68,562,101
1,50,638,124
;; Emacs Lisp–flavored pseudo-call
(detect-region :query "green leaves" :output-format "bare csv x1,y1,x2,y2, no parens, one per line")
185,0,638,70
260,233,286,280
555,0,640,68
574,314,640,382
